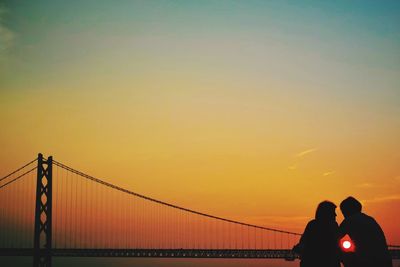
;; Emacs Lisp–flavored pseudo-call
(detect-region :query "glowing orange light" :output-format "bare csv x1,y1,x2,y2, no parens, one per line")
340,234,355,252
342,240,351,249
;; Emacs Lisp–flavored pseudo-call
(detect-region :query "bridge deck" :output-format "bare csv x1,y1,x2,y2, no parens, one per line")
0,248,296,260
1,248,400,259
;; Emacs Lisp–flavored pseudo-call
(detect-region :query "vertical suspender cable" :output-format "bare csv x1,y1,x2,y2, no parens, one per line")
19,172,25,248
5,183,9,247
0,179,3,248
128,196,134,248
178,208,180,249
254,227,257,250
7,178,12,248
62,167,66,248
125,192,127,249
66,171,73,248
121,189,124,249
20,172,26,248
193,213,196,249
29,170,34,247
7,183,11,247
10,180,15,248
75,172,78,248
83,176,87,248
247,225,250,250
107,186,111,248
99,180,103,249
133,194,136,249
18,173,23,248
118,188,121,249
156,203,159,249
121,188,124,249
28,172,33,247
101,184,104,249
116,188,119,249
129,193,132,249
186,210,189,249
54,166,59,248
141,196,143,249
142,196,145,249
160,204,163,249
68,169,73,248
72,170,75,248
261,229,263,250
79,173,82,248
16,178,21,248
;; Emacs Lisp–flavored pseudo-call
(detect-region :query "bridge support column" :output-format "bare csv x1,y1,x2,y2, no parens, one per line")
33,153,53,267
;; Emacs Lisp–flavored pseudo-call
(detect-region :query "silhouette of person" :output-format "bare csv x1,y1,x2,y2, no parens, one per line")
339,196,392,267
293,201,340,267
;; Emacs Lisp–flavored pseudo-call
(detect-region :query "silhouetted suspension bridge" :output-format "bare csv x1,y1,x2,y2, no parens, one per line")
1,154,399,267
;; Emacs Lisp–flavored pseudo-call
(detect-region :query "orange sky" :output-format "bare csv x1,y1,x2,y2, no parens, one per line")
0,1,399,245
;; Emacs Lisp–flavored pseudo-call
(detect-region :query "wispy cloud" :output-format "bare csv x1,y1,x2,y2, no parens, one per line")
356,182,391,189
323,171,335,177
0,5,15,57
357,182,375,188
295,148,318,158
288,148,317,170
363,195,400,204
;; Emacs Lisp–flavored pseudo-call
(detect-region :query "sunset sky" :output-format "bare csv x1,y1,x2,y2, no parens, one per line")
1,1,399,244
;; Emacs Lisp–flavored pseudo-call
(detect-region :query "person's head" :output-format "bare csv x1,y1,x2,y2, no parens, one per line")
315,201,337,221
340,196,362,218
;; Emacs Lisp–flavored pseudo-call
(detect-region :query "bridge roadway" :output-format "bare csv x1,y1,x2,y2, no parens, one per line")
1,248,400,260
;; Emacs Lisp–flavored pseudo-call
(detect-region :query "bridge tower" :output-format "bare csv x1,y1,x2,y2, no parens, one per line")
33,153,53,267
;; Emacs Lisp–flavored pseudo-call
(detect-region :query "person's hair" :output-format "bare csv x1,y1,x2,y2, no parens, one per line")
315,201,337,221
340,196,362,218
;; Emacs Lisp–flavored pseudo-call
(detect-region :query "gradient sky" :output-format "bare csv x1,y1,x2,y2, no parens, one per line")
1,1,399,244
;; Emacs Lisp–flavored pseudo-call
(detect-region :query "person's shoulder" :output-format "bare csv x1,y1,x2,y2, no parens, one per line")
307,219,317,225
361,212,374,219
360,213,383,228
340,212,375,229
359,212,377,223
305,219,317,229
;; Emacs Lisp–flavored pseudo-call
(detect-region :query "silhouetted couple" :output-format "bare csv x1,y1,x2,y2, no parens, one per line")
293,196,392,267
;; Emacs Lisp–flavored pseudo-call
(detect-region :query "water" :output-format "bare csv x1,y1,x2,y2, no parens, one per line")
2,258,400,267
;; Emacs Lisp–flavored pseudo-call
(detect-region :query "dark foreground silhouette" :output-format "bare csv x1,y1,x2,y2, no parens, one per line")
293,201,340,267
294,197,393,267
339,196,392,267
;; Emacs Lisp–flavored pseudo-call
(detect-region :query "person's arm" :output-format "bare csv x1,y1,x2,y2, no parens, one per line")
293,221,313,255
338,220,347,239
338,220,353,265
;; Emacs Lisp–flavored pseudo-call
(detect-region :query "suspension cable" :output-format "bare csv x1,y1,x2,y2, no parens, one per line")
0,167,37,189
0,158,37,182
53,159,301,236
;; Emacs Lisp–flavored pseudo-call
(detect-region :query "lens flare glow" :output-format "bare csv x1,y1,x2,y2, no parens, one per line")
340,235,355,252
342,240,351,249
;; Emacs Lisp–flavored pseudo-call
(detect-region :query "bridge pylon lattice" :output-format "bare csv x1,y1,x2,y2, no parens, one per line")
33,153,53,267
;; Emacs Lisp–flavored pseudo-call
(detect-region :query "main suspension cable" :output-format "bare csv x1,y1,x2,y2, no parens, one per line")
53,159,301,236
0,158,37,182
0,167,37,189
